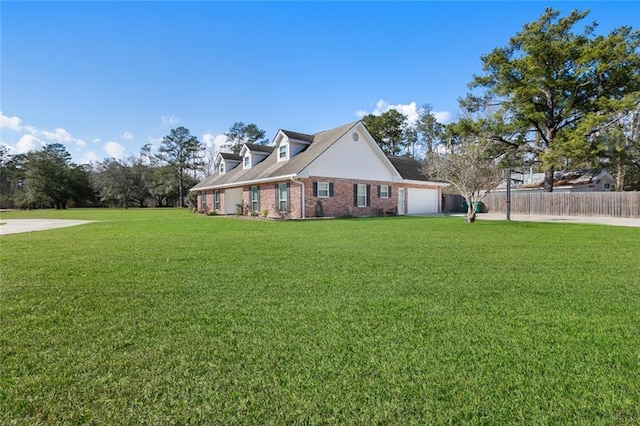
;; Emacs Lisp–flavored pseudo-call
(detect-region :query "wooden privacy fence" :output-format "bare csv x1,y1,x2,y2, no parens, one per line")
479,191,640,218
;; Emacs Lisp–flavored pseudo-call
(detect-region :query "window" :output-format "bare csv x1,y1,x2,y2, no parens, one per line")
243,155,250,169
219,163,225,174
378,185,390,198
214,190,220,210
355,184,369,207
604,183,611,189
313,181,334,197
250,186,260,211
278,144,287,160
200,192,207,210
277,183,289,212
317,182,329,197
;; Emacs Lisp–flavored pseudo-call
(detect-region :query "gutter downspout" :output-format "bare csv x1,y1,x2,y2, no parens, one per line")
291,177,305,219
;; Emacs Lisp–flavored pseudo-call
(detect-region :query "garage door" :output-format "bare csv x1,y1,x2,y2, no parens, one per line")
407,188,439,214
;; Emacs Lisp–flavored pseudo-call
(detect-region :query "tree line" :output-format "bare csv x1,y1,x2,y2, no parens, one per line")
0,122,272,210
1,8,638,212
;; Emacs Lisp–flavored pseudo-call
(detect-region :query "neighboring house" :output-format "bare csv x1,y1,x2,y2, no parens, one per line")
495,169,616,192
191,121,448,218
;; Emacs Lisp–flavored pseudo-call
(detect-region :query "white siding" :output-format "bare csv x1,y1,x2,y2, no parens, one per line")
407,188,439,214
300,126,398,180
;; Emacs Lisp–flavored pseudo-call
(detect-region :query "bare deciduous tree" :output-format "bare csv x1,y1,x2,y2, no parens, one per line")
424,138,503,223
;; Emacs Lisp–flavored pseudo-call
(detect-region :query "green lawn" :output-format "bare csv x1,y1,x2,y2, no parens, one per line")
1,209,639,424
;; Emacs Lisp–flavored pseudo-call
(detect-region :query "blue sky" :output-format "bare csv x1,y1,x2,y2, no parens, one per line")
2,1,639,164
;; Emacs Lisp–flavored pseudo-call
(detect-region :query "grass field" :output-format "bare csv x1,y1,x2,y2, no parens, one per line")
1,208,639,424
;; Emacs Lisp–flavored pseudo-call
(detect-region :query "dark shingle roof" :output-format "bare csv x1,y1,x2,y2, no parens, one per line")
281,130,314,143
387,156,429,181
192,121,359,190
244,143,273,153
219,153,242,161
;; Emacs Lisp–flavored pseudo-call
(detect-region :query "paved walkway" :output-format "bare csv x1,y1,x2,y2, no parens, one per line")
0,219,95,236
447,213,640,228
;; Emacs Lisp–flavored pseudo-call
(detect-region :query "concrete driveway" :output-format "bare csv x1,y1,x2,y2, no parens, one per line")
0,219,95,236
452,213,640,227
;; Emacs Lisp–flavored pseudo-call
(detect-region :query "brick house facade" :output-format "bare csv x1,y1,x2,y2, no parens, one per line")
191,121,448,218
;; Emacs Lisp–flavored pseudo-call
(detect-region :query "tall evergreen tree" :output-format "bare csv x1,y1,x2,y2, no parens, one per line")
155,127,202,207
416,104,445,154
223,122,268,154
462,8,640,191
362,109,409,156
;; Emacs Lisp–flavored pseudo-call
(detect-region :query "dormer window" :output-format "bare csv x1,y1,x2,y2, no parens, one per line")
243,155,251,169
278,144,288,160
219,162,225,174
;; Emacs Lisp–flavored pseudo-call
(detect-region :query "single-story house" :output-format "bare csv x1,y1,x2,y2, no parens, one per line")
190,121,448,219
495,169,616,192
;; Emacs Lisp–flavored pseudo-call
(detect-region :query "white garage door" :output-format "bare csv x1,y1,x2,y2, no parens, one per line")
407,188,439,214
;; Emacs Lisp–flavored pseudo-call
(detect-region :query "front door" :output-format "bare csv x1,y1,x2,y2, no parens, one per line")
397,188,405,215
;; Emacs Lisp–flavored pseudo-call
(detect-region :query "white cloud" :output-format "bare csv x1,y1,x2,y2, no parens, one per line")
356,99,452,125
0,111,23,132
146,135,162,150
39,127,88,149
121,131,134,141
16,134,44,153
41,127,73,142
92,138,101,144
104,141,127,159
1,113,100,164
202,133,227,152
77,150,101,164
24,125,39,135
162,115,179,126
433,111,452,123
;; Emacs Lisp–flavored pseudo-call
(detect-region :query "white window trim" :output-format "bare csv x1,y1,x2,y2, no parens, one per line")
380,185,389,199
278,183,288,212
218,162,225,174
317,182,330,198
357,184,367,207
214,190,220,210
278,144,288,161
243,155,251,169
250,186,259,211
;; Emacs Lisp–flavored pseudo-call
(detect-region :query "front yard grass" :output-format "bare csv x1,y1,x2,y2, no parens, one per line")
1,209,639,424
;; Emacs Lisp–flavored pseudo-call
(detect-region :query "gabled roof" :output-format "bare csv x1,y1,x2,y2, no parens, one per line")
192,121,448,191
219,153,242,162
387,156,429,181
243,143,273,153
192,121,359,191
281,130,314,143
523,169,612,189
495,169,614,190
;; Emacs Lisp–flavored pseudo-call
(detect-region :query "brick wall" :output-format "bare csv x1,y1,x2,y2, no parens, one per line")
236,182,301,219
198,178,442,218
301,177,400,218
196,191,210,213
